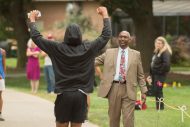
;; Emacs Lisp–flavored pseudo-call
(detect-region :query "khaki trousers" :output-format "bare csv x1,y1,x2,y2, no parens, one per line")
108,83,135,127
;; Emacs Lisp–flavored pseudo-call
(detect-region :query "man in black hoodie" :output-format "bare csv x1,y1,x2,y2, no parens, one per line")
28,7,111,127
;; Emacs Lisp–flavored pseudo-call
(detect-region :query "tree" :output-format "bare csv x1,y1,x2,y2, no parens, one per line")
100,0,160,73
0,18,14,41
0,0,31,69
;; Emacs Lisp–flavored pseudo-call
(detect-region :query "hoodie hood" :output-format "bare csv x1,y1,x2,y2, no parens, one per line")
64,23,82,46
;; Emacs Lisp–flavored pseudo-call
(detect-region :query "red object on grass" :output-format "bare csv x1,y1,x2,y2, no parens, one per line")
141,102,147,110
135,100,147,110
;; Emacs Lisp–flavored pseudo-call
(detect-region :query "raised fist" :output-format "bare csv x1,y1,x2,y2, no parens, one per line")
28,10,41,22
96,7,108,18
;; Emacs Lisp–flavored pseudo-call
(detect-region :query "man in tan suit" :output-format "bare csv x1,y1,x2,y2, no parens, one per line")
95,31,148,127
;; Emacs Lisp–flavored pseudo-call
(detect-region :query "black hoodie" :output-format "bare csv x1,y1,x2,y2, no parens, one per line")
29,18,111,93
64,23,82,46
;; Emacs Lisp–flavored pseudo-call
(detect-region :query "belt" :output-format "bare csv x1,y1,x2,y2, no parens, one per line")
113,80,126,84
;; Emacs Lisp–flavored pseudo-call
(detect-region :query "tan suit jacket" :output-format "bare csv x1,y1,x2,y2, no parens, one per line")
95,48,147,100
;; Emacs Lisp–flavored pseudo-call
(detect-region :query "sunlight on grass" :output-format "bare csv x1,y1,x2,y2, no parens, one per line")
5,73,190,127
89,86,190,127
171,66,190,71
6,58,17,68
6,58,45,68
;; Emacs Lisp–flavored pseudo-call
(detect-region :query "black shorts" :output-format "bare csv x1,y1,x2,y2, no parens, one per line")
54,90,87,123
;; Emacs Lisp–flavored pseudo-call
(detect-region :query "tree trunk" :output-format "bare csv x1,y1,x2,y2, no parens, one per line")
9,1,30,69
133,16,157,73
126,0,159,73
101,0,162,73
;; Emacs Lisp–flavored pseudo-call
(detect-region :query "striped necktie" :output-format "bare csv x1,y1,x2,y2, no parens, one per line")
119,50,126,82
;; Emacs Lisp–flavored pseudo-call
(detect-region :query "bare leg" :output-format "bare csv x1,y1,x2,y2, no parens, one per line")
86,95,90,120
0,91,2,112
34,80,39,93
30,80,35,93
0,91,5,121
87,95,90,111
56,122,69,127
71,123,82,127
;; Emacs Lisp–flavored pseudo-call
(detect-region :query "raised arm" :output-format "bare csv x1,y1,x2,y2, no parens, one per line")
91,7,112,53
28,10,58,55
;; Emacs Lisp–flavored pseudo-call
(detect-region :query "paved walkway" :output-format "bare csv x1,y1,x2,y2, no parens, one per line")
0,89,98,127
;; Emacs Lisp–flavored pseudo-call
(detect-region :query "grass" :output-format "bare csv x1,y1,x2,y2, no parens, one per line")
6,58,17,68
6,57,190,72
89,86,190,127
6,58,190,71
171,66,190,72
5,75,190,127
135,86,190,127
5,58,190,127
6,57,45,69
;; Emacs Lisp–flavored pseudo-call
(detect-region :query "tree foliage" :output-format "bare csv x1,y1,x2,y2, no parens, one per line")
99,0,160,72
0,0,32,69
0,18,14,40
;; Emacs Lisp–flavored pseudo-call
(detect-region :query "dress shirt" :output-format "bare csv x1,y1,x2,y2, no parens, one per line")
114,47,128,81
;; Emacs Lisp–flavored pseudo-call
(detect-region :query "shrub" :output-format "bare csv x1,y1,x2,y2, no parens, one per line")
55,13,92,33
168,35,190,66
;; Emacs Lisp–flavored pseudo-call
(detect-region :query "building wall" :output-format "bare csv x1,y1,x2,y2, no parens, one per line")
82,1,102,32
34,2,66,30
33,1,102,32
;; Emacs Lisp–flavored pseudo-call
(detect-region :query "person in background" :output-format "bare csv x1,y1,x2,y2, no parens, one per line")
26,39,40,94
95,31,147,127
41,34,55,94
149,36,172,110
145,75,154,97
0,48,6,121
95,66,103,83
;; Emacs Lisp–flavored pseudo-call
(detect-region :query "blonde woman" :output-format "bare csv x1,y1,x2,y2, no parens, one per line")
149,36,172,110
26,39,40,93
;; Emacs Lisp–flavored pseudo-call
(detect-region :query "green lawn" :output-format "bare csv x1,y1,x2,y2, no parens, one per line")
5,58,190,127
5,75,190,127
89,86,190,127
6,58,190,73
6,57,45,69
171,66,190,72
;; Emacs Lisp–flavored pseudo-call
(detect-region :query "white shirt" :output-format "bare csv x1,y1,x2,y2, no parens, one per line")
44,56,52,66
114,47,128,81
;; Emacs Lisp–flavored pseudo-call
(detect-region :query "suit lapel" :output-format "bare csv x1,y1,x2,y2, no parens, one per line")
127,48,132,72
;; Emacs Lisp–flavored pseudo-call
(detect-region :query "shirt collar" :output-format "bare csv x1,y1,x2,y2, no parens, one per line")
119,47,128,53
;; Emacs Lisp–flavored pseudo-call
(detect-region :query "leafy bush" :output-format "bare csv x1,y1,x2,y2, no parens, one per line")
166,35,190,66
0,18,14,41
